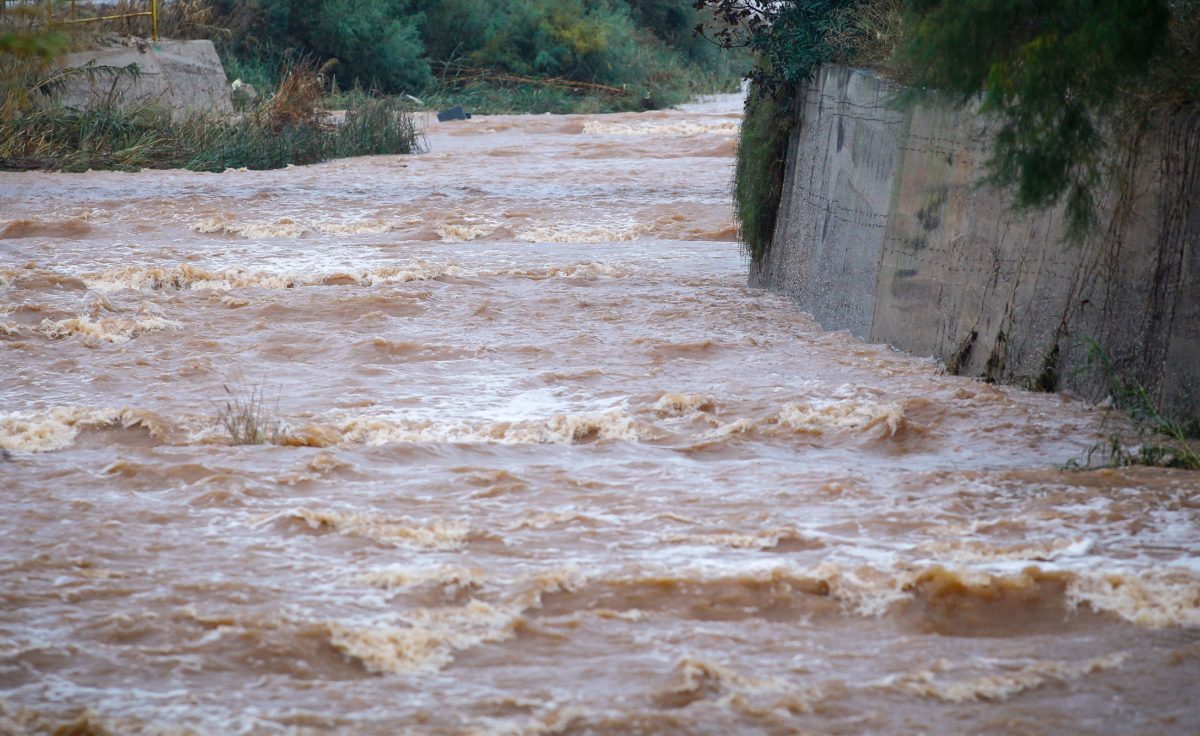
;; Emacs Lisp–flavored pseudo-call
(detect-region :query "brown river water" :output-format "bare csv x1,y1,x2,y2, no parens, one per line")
1,95,1198,735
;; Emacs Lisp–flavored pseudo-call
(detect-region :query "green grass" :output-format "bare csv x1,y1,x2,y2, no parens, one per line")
1070,341,1200,471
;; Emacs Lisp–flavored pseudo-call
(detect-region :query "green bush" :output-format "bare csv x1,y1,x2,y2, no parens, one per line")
224,0,431,93
753,0,856,84
192,0,745,107
425,0,739,103
698,0,854,84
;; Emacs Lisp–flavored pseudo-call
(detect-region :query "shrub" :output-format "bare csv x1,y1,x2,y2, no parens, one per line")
201,0,431,94
178,0,746,108
698,0,855,84
309,0,431,93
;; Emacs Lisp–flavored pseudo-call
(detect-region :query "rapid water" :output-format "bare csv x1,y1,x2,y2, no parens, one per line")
1,95,1197,735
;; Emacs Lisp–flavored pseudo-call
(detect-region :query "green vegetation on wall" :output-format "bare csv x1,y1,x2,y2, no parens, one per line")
698,0,859,259
699,0,1200,256
733,81,794,261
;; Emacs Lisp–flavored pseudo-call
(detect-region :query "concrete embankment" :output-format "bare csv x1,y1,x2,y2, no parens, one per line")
57,39,231,116
752,65,1199,415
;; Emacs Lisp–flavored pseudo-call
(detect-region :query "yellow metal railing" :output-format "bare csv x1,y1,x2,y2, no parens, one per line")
2,1,159,41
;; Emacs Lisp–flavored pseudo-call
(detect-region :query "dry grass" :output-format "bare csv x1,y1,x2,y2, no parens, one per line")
264,61,327,132
216,384,289,446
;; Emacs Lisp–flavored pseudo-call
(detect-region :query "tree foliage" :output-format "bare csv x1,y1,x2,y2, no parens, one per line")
695,0,854,85
195,0,743,103
699,0,1188,241
898,0,1172,235
208,0,431,92
694,1,855,260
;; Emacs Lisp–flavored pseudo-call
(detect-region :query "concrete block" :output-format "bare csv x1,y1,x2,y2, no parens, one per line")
56,39,232,117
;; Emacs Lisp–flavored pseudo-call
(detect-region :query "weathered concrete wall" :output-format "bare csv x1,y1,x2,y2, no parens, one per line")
751,65,1200,415
56,39,232,116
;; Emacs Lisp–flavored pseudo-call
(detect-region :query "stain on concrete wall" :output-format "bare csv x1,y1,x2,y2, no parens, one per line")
752,65,1199,415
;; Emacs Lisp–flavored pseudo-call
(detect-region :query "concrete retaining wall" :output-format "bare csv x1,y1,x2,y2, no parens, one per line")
751,65,1200,415
57,39,231,116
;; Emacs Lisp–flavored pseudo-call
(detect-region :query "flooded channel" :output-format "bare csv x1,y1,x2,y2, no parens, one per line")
1,94,1198,735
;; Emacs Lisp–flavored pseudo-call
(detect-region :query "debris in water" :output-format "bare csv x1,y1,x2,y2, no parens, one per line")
437,105,471,122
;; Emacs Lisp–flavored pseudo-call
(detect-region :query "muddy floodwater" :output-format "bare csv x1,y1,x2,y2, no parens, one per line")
1,94,1198,735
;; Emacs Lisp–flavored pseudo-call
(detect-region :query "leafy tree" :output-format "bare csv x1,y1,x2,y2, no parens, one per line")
897,0,1172,236
310,0,431,92
447,0,641,84
419,0,743,101
211,0,432,93
695,0,855,84
698,0,1182,239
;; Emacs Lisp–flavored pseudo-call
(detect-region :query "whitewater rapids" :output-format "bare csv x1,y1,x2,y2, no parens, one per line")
1,95,1197,735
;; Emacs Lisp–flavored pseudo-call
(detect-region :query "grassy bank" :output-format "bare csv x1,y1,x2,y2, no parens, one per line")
1,1,747,171
0,97,418,173
0,64,420,173
0,2,421,173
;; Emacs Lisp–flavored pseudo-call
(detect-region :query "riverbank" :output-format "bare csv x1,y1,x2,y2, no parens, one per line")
0,56,421,173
